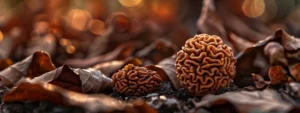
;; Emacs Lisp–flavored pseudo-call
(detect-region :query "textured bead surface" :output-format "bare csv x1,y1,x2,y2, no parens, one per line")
112,64,162,96
176,34,236,96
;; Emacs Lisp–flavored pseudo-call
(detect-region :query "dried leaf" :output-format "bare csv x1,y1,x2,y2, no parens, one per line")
281,30,300,52
145,55,181,89
0,51,55,87
264,42,288,66
252,73,269,89
93,57,142,77
273,29,300,63
192,89,299,113
268,66,287,85
235,29,299,87
65,42,136,68
30,65,82,92
3,82,156,113
291,64,300,82
31,65,112,93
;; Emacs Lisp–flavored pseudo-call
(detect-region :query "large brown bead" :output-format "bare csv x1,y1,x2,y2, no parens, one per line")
112,64,162,96
176,34,236,96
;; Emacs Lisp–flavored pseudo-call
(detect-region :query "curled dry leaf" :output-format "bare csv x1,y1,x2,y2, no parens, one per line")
93,57,142,77
252,73,269,89
264,42,288,66
291,64,300,82
145,55,181,89
191,89,300,113
268,66,287,85
65,42,136,68
235,29,299,87
3,82,156,113
0,51,55,87
31,65,112,93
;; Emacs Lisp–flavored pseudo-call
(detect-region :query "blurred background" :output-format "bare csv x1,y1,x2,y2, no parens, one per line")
0,0,300,68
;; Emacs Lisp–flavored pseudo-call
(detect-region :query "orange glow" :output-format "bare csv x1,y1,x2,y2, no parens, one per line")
119,0,143,7
66,45,76,54
242,0,265,18
59,38,71,46
151,2,176,23
88,19,105,35
68,9,91,31
0,31,3,42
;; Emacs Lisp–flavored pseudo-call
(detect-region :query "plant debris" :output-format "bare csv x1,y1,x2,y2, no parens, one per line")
1,0,300,113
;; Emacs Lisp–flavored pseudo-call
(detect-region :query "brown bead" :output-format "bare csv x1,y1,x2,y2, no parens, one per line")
176,34,236,96
112,64,162,96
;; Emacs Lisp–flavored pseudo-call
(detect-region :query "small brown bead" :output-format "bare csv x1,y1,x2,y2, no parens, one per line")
176,34,236,96
112,64,162,96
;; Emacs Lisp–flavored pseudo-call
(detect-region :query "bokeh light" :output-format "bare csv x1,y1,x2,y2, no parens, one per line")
88,19,105,35
0,31,3,42
119,0,143,7
66,45,76,54
242,0,265,18
68,9,92,31
59,38,71,46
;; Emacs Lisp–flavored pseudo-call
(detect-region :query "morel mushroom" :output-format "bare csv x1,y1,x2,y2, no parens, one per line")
176,34,236,96
112,64,162,96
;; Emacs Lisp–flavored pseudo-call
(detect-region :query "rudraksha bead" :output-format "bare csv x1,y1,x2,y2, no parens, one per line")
176,34,236,96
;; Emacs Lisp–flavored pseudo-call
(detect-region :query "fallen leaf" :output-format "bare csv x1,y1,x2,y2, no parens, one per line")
191,89,300,113
291,64,300,82
264,42,288,66
31,65,112,93
0,51,55,87
235,29,299,87
268,66,287,85
3,82,156,113
252,73,269,89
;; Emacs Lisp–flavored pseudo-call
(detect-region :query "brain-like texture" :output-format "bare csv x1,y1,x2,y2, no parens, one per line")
176,34,236,96
112,64,162,96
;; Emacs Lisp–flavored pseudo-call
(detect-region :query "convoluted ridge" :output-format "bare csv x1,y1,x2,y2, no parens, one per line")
176,34,236,96
112,64,162,96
